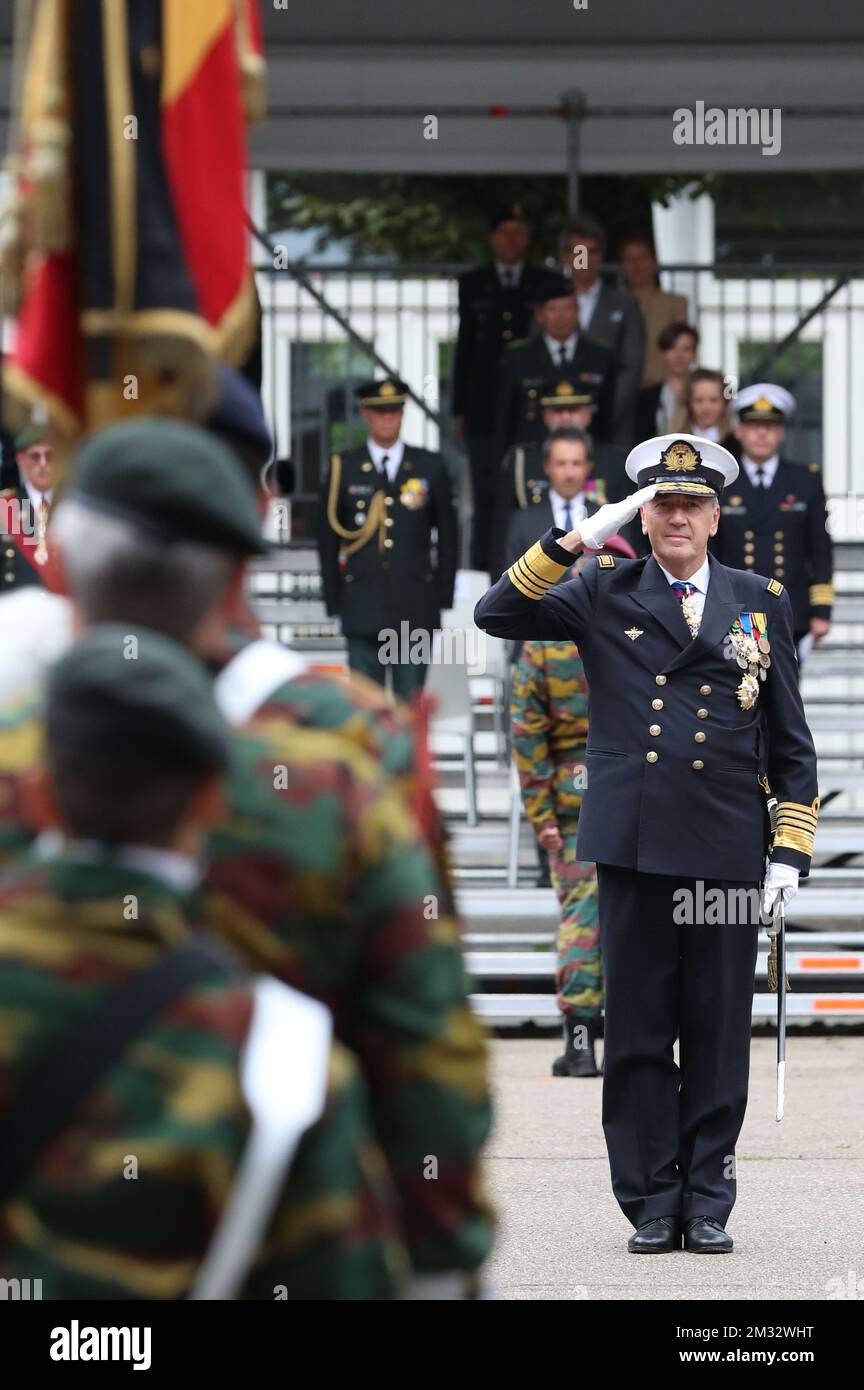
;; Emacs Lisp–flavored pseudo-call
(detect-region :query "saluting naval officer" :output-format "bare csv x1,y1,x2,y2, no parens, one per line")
710,383,834,648
318,378,458,699
475,432,819,1254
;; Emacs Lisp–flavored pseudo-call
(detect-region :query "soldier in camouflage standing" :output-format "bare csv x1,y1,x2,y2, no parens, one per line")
0,415,493,1294
0,626,405,1299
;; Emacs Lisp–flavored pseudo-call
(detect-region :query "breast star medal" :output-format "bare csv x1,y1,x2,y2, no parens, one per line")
624,627,643,641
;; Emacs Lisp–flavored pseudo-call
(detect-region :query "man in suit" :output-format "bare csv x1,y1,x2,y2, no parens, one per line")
504,427,602,569
493,276,615,459
561,218,645,448
475,432,818,1254
318,378,459,699
619,235,689,387
0,426,54,591
711,383,834,648
491,379,624,573
451,205,561,571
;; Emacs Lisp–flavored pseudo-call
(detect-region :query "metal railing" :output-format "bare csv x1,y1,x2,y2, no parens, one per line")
255,258,864,533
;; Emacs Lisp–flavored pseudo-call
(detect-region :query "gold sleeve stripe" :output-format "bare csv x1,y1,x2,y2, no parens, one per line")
507,542,569,600
773,827,816,855
809,584,835,605
773,798,820,856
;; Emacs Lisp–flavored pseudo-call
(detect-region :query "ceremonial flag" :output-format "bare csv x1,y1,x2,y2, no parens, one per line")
2,0,264,440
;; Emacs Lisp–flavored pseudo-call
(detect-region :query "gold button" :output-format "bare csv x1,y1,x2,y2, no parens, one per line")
745,530,754,539
694,731,706,743
652,698,664,710
649,724,662,736
745,556,754,566
697,708,709,719
356,500,366,509
362,461,373,472
503,311,513,321
385,518,394,527
774,530,783,538
774,543,783,552
655,675,667,686
646,751,659,764
4,548,13,558
503,330,513,340
344,574,354,583
744,543,754,552
4,575,13,583
385,497,393,507
776,569,784,578
700,685,712,696
384,539,394,549
692,760,704,771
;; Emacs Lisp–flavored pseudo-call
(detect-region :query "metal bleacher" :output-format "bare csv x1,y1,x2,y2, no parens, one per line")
251,532,864,1029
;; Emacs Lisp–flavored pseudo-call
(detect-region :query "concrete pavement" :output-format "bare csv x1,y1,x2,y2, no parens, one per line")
484,1035,864,1300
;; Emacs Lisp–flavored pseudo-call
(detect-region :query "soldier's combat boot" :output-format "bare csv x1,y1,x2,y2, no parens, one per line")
551,1016,599,1077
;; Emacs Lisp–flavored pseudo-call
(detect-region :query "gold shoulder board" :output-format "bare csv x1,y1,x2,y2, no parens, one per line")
598,554,615,569
808,463,820,473
767,578,784,596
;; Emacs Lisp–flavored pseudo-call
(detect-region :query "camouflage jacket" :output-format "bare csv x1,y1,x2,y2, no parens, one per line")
0,671,493,1279
511,642,590,827
0,853,405,1299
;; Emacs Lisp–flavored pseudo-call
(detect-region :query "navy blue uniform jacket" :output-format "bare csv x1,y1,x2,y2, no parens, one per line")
475,529,819,882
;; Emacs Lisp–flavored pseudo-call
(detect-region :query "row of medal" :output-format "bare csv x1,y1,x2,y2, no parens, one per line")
730,611,771,710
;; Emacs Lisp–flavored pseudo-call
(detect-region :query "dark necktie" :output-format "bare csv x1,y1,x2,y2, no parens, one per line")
379,454,389,479
502,269,513,288
562,501,573,531
671,581,700,638
557,345,568,367
753,465,766,488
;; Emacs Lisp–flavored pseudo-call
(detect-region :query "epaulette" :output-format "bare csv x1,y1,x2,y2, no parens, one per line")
766,578,784,596
808,463,820,473
597,554,615,569
0,488,15,499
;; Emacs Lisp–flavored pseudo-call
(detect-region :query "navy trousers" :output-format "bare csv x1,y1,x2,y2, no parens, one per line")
597,864,760,1229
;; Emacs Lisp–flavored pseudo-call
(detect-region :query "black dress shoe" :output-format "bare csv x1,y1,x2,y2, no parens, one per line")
684,1217,733,1253
627,1217,681,1254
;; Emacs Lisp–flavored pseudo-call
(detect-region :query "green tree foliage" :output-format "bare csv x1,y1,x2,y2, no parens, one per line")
266,173,707,265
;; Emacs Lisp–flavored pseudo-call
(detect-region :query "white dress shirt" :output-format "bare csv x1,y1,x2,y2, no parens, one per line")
496,260,524,288
741,452,779,489
367,439,404,483
549,487,587,532
656,553,711,622
544,333,579,367
576,279,602,331
23,480,52,510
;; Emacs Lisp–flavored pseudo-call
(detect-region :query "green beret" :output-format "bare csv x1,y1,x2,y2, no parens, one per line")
14,425,50,451
69,417,267,555
45,624,230,775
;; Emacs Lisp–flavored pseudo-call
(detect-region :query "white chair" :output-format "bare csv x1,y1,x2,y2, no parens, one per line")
426,644,478,828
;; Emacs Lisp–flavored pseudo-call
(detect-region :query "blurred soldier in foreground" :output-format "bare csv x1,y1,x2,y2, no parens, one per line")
0,427,55,592
0,627,404,1298
317,378,458,698
0,415,493,1292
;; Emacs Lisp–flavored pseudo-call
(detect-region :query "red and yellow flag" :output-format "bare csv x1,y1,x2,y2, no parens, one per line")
3,0,264,440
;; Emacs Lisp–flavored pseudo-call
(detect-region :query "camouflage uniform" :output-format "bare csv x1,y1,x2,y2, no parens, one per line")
511,642,602,1019
0,697,493,1279
0,852,405,1300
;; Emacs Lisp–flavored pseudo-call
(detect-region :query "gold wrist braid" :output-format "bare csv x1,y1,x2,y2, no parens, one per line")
326,454,386,557
772,797,820,856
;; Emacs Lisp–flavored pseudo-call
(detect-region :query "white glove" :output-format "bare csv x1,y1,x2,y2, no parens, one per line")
761,862,799,933
576,485,657,550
